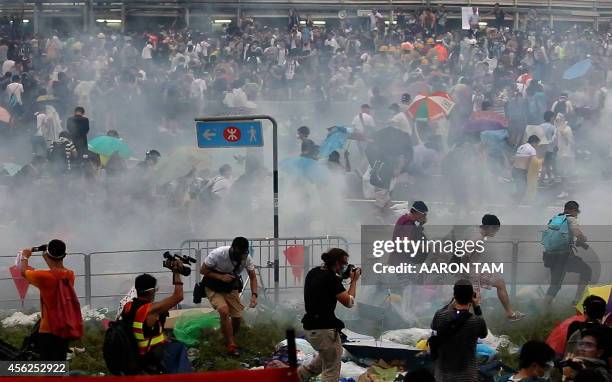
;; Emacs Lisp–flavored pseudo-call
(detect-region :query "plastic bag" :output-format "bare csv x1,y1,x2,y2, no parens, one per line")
173,311,220,346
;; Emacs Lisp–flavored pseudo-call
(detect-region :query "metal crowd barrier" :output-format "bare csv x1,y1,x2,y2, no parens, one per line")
0,236,609,310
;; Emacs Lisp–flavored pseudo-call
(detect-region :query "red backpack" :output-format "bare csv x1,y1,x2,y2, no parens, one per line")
44,270,84,340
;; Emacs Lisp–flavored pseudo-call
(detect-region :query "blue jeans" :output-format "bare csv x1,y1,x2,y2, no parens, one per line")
160,341,192,374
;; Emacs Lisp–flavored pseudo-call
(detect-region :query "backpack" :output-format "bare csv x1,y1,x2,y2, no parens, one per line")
44,271,83,340
541,214,571,253
103,300,145,375
48,141,68,173
7,92,17,108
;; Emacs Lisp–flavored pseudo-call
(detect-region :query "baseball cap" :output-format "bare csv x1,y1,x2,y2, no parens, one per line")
46,239,67,260
411,201,429,215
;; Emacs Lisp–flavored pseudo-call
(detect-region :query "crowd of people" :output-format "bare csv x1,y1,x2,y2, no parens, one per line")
0,3,609,232
0,2,611,382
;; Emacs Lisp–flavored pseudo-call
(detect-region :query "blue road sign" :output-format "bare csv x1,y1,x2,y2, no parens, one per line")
196,120,264,148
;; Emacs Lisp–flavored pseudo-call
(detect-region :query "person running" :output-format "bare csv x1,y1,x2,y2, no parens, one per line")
543,201,592,307
460,214,525,321
512,135,540,202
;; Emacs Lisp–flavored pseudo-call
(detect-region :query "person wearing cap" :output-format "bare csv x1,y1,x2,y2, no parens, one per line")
20,239,77,361
200,237,258,356
121,266,191,373
544,201,591,307
138,149,161,169
431,279,487,382
552,92,575,122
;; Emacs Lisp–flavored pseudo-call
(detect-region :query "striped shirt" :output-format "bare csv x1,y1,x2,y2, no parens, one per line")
54,137,77,171
432,305,488,382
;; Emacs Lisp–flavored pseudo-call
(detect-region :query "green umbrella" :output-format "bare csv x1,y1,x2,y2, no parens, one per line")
88,136,132,159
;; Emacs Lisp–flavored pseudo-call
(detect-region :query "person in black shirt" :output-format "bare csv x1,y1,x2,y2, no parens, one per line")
298,248,360,382
298,126,319,160
66,106,90,161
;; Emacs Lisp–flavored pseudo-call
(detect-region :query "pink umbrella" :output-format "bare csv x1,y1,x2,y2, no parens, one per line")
9,265,29,306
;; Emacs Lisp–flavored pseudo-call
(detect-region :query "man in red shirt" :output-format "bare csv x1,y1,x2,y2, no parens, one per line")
20,239,74,361
391,201,429,265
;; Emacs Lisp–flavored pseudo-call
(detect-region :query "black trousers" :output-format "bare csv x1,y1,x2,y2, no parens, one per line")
36,333,69,361
544,251,592,298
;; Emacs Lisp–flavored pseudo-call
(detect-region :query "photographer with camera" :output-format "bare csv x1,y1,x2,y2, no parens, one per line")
297,248,360,382
119,257,192,374
199,237,257,357
19,239,82,361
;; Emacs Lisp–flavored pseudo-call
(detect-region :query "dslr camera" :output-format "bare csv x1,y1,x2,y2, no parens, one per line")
341,264,359,280
162,251,196,277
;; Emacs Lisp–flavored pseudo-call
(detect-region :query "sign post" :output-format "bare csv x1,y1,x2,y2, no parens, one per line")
195,115,280,304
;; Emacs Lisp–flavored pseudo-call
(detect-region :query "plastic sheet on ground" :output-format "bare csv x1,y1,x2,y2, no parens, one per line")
340,361,367,380
1,311,40,327
380,328,430,346
173,311,220,346
275,338,316,357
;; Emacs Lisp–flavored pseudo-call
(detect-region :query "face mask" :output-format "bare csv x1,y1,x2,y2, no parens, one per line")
340,264,349,275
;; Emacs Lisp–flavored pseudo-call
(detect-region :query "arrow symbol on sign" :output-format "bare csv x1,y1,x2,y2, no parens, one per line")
203,129,216,140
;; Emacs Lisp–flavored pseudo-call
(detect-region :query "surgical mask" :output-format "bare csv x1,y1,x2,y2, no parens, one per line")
340,264,349,275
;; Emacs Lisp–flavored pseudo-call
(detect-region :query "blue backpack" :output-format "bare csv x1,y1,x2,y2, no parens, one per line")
541,214,571,253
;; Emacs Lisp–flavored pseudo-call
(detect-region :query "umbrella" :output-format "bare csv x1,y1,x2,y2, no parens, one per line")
464,110,508,133
406,92,455,122
563,58,592,80
279,156,330,184
284,246,305,283
319,126,349,158
153,152,207,186
88,136,132,159
9,265,30,306
546,314,586,355
0,106,10,124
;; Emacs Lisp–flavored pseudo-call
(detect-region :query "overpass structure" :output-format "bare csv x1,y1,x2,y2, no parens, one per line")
0,0,611,33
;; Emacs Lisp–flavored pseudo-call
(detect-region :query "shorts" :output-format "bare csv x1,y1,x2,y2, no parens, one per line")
205,287,244,318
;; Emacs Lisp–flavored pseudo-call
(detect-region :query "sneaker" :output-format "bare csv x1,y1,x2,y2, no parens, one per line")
508,311,526,322
227,344,241,357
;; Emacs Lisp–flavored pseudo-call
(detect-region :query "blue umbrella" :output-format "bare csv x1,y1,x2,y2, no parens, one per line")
319,126,349,158
562,59,592,80
279,156,330,184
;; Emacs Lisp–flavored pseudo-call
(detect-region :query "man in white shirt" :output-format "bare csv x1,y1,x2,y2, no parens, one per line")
513,135,540,202
469,7,480,36
351,104,376,136
2,59,15,76
6,75,24,106
210,164,234,200
199,237,257,356
539,111,557,182
389,103,419,143
141,43,153,60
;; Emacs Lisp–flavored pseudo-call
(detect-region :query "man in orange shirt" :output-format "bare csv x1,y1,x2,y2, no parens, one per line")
20,239,74,361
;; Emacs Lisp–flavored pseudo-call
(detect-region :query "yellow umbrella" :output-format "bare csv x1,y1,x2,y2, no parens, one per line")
575,285,612,314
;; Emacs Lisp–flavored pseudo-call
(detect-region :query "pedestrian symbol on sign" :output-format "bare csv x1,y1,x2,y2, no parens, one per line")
224,127,241,142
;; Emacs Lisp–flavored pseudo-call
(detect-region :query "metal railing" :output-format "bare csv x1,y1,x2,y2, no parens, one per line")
0,236,609,310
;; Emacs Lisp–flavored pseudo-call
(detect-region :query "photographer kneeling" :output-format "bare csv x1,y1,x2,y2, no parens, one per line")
199,237,257,356
122,259,192,374
298,248,360,382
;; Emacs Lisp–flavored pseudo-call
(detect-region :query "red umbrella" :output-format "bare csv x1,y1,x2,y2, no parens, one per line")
546,314,586,355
